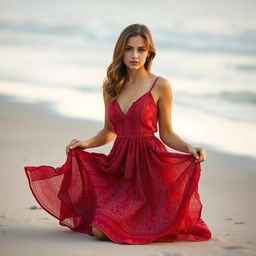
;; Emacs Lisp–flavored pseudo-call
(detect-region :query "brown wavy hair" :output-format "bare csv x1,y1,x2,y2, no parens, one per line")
102,23,156,101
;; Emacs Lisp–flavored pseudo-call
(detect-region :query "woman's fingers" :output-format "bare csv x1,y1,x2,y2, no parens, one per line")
70,139,78,146
196,147,207,162
69,141,80,149
66,139,80,155
66,144,72,155
189,147,199,161
69,139,80,148
196,148,202,162
189,146,207,163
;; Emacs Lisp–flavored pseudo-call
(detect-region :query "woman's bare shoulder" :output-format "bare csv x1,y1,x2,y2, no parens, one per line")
156,76,172,89
155,76,173,97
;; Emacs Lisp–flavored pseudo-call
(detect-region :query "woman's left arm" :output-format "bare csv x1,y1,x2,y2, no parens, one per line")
157,77,207,163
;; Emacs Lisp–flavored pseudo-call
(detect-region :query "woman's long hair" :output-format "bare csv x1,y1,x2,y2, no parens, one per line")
102,24,156,101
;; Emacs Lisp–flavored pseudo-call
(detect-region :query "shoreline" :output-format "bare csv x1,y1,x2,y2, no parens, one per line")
1,95,255,255
1,78,255,159
1,94,256,164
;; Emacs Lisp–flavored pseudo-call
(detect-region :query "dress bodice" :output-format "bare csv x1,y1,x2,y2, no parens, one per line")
109,77,159,136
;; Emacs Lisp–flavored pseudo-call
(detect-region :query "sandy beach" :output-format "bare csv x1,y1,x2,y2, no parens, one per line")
0,95,255,256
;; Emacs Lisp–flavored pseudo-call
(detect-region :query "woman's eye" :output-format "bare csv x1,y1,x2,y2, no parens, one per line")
125,48,145,52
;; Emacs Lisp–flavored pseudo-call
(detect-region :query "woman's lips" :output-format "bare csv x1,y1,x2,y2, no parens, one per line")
130,61,139,64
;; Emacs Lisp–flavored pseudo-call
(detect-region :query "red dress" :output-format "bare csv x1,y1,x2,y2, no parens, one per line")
24,76,212,245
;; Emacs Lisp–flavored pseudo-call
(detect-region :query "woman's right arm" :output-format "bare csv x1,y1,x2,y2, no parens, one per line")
66,82,117,155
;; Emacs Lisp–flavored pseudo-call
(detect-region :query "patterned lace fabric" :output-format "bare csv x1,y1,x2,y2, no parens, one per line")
24,76,211,244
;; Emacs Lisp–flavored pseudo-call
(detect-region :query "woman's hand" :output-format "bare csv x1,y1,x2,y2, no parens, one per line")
188,146,207,163
66,139,90,155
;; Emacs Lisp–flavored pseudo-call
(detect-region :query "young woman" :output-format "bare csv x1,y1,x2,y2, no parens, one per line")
25,23,211,245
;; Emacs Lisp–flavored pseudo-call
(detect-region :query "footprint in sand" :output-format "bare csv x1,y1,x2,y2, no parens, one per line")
224,218,245,225
223,245,247,250
29,205,42,210
235,221,245,224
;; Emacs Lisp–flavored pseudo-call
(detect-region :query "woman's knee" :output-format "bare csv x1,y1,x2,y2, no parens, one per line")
92,226,109,240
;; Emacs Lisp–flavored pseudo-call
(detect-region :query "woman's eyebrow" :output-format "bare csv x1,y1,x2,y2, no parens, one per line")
126,45,146,48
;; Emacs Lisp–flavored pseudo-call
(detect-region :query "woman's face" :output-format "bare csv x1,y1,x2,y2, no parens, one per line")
122,35,149,70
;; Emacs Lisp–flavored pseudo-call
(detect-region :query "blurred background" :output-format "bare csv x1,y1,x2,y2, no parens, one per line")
0,0,255,158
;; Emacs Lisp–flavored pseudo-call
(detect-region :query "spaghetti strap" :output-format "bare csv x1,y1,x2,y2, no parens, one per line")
149,76,160,92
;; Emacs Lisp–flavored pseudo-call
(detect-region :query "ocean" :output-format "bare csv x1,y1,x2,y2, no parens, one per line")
0,0,255,159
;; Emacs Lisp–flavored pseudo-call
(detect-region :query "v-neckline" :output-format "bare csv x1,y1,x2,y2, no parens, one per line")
113,76,159,118
114,91,156,118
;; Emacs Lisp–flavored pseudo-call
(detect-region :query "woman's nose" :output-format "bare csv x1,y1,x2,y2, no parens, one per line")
132,50,138,57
